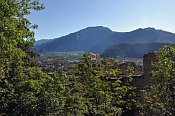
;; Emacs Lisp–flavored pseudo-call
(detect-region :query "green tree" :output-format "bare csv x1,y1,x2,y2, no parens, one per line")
104,61,136,115
43,68,68,115
0,0,54,115
78,54,106,115
69,54,136,116
139,46,175,115
63,66,87,116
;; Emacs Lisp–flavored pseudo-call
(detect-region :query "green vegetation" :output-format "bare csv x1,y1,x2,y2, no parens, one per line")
139,46,175,115
0,0,175,116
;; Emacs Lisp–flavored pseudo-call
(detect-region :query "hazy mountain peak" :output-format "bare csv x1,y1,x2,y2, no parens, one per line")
144,27,156,31
133,27,156,32
80,26,112,32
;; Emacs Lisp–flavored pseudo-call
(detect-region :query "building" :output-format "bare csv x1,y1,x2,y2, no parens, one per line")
87,52,101,64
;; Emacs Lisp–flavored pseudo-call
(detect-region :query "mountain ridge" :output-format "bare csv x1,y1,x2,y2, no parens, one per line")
101,43,172,58
33,26,175,55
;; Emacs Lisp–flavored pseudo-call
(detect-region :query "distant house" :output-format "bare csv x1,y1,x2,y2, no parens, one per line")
87,52,101,64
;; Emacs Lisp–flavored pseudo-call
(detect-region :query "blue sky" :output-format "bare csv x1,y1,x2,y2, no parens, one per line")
28,0,175,40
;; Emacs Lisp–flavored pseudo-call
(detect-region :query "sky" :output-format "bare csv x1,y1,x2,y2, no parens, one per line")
28,0,175,40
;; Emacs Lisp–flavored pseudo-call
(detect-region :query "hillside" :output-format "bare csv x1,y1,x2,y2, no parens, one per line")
34,39,52,46
33,26,175,54
34,26,116,53
115,28,175,44
101,43,171,58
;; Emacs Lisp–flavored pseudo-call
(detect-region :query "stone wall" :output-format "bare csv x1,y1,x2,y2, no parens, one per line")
143,52,156,76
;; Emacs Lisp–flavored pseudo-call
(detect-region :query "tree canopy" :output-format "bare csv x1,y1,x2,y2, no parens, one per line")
1,0,175,116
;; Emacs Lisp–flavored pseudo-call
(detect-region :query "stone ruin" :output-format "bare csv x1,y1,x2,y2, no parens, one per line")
143,52,156,76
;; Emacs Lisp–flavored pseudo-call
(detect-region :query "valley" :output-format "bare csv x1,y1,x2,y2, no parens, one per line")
34,26,175,58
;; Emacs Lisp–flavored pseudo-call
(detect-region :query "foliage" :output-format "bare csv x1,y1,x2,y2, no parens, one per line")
139,46,175,115
0,0,47,115
0,0,136,115
62,54,136,116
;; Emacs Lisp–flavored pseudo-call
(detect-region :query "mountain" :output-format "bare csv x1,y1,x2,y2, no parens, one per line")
101,43,172,58
34,39,53,50
34,26,117,53
34,39,52,46
114,27,175,44
34,26,175,54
